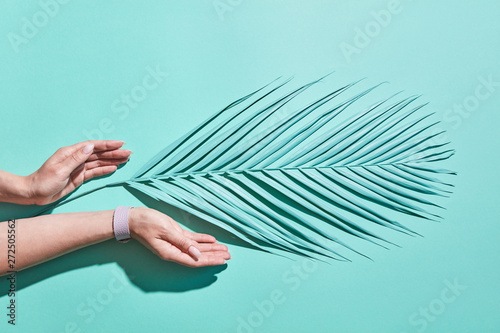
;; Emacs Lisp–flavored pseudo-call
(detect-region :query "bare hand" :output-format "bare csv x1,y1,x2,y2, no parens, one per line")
27,140,132,205
129,207,231,267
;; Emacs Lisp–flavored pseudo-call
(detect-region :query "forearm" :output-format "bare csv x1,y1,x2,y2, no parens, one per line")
0,210,115,276
0,170,32,205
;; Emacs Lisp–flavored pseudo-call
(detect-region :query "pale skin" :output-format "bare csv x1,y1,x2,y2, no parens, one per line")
0,140,231,276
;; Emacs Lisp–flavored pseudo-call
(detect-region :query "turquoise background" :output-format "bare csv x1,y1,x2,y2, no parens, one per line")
1,1,499,332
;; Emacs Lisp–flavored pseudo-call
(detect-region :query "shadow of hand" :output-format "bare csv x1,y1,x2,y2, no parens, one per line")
0,240,227,297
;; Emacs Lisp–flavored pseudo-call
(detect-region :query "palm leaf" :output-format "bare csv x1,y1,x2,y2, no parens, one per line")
38,75,455,261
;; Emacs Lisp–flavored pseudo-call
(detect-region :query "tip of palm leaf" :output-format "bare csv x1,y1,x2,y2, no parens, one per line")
318,71,336,82
391,241,403,248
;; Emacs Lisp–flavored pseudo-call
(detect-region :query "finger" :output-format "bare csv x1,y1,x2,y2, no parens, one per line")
89,140,125,152
161,230,202,261
182,230,217,243
60,140,125,159
170,252,227,267
83,165,117,180
197,243,229,252
193,255,227,267
47,142,88,164
69,163,85,186
61,140,125,156
87,149,132,161
59,142,96,175
71,161,86,176
203,251,232,260
85,158,130,170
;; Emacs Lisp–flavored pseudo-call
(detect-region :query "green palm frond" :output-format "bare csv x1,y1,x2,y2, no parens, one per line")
40,75,456,261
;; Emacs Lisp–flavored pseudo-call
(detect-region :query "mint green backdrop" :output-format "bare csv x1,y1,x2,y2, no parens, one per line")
1,1,499,332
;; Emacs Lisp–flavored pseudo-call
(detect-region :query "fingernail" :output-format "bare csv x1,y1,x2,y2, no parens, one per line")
188,245,201,259
82,143,94,154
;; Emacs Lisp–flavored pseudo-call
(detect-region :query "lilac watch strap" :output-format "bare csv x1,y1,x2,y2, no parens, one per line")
113,206,133,243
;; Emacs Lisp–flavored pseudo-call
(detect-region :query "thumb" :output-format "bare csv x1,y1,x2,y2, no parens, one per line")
164,231,201,260
62,143,94,174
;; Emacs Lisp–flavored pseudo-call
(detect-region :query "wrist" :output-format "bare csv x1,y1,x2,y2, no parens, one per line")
16,175,33,204
24,172,50,205
23,173,38,205
0,170,34,205
128,206,151,239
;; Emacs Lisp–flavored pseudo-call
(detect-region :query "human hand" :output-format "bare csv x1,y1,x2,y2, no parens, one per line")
27,140,132,205
129,207,231,267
